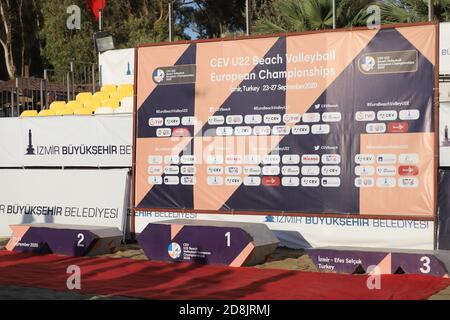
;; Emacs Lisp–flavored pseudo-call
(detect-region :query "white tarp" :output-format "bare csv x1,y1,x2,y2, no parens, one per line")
440,102,450,166
99,48,135,86
133,211,435,250
0,115,132,168
0,169,130,237
441,22,450,75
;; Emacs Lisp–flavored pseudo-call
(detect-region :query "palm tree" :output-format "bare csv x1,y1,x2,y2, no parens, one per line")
377,0,450,23
252,0,373,34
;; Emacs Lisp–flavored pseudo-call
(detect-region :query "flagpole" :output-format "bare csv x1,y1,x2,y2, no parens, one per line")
332,0,336,29
168,2,173,42
245,0,250,36
428,0,434,21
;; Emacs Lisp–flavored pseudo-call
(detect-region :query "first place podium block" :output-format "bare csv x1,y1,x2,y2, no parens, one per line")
6,224,123,257
138,219,280,267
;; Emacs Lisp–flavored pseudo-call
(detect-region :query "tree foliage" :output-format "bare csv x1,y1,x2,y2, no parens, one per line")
0,0,449,80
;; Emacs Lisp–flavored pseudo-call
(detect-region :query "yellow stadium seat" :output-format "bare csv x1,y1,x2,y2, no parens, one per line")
93,91,110,102
66,101,83,112
55,107,73,116
76,92,93,104
84,99,101,110
20,110,38,117
49,101,66,111
101,85,117,94
109,92,119,100
74,108,93,115
117,84,133,99
101,98,120,109
38,109,56,117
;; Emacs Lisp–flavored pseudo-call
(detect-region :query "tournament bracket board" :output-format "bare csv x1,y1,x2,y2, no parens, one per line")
133,23,438,218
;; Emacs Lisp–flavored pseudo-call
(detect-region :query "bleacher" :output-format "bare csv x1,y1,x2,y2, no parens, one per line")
19,83,134,117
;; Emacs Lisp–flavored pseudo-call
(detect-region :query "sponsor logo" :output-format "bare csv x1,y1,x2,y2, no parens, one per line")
399,154,419,164
311,124,330,135
302,113,321,123
322,154,341,165
234,126,252,136
302,154,320,164
360,55,376,72
301,177,320,187
399,177,419,188
301,166,320,176
148,117,164,127
165,117,180,126
25,129,35,155
322,112,342,123
398,166,419,176
355,111,376,122
388,122,409,133
153,69,165,83
377,110,398,121
208,116,225,125
291,125,310,135
262,176,280,187
168,242,182,259
355,177,375,188
355,166,375,176
377,166,396,177
172,128,190,137
282,154,300,164
282,166,300,176
399,109,420,121
226,115,243,125
366,123,386,133
282,177,300,187
377,154,397,164
355,154,375,164
322,177,341,187
243,176,261,186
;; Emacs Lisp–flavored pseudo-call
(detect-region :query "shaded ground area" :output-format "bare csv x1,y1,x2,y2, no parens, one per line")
0,239,448,300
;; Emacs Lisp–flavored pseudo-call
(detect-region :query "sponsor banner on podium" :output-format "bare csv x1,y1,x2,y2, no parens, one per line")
0,169,130,237
133,211,434,250
134,24,437,218
0,115,132,168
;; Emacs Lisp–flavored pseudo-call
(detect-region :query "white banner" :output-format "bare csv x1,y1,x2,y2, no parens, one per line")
99,48,135,85
441,82,450,102
0,169,130,237
0,115,132,168
441,23,450,74
133,211,434,250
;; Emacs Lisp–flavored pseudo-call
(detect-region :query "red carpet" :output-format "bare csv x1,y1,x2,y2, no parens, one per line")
0,251,448,300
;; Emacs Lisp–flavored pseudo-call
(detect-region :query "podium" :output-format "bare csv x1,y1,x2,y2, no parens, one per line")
307,247,450,277
6,224,123,257
138,219,279,266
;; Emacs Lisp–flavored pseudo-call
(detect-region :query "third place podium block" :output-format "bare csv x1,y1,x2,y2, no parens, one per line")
138,219,279,267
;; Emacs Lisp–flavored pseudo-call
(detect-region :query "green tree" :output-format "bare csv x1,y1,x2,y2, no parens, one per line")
377,0,450,23
103,0,189,47
40,0,96,73
0,0,43,79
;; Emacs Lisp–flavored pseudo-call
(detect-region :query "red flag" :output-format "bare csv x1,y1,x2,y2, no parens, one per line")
86,0,106,21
